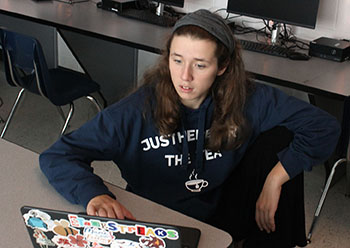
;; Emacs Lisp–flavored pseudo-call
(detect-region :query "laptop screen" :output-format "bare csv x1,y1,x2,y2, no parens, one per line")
21,206,200,248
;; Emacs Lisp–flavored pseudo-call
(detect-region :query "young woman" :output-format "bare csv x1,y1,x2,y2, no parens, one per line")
40,9,340,248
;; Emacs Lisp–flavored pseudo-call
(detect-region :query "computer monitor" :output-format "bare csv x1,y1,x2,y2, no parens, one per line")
226,0,320,29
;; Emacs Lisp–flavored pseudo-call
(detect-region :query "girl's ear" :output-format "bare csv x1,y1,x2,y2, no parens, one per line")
217,66,227,76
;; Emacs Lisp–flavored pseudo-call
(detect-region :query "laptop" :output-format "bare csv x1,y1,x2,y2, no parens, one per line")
20,206,201,248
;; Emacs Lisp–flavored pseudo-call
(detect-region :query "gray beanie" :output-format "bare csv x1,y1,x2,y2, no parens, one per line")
173,9,235,55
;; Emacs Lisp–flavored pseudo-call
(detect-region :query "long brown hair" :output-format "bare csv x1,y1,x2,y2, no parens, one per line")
141,25,255,151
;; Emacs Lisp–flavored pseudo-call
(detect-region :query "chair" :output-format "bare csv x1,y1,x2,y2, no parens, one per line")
0,28,106,138
307,158,348,243
307,96,350,243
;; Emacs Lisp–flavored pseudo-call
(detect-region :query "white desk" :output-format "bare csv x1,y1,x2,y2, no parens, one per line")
0,139,232,247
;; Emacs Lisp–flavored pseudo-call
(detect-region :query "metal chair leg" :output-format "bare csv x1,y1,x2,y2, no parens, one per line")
1,88,25,138
86,95,102,112
60,95,101,136
60,103,74,135
307,158,347,243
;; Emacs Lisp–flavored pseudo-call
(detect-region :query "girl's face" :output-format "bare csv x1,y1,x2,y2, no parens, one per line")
169,35,226,109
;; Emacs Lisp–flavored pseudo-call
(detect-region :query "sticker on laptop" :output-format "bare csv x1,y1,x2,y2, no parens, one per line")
22,209,179,248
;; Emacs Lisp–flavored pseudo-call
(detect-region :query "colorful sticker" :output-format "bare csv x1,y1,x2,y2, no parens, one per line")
33,229,55,247
110,236,166,248
23,209,178,248
53,219,79,236
91,242,109,248
23,209,55,231
68,214,179,241
68,234,88,247
110,239,140,248
139,236,166,248
51,235,72,248
84,227,115,245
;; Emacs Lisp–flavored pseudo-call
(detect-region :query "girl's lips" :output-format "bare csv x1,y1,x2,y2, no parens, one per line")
180,85,193,93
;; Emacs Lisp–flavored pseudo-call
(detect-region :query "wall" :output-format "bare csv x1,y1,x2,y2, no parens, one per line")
145,0,349,104
58,0,349,103
0,14,57,68
60,0,349,73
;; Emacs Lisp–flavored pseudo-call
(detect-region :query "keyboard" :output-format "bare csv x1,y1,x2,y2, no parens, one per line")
239,39,290,58
117,8,180,27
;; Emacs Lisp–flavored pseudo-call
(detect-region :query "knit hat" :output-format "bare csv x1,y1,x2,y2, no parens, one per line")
173,9,235,55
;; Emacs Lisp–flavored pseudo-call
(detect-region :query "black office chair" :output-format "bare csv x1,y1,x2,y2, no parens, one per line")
307,97,350,243
307,158,347,243
0,28,106,138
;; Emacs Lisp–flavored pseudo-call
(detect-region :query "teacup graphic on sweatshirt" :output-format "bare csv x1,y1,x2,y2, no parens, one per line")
185,169,209,192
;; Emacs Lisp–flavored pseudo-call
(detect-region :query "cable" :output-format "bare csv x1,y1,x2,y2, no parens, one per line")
234,18,310,53
208,8,310,53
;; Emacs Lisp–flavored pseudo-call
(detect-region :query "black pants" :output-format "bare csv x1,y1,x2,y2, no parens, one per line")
208,126,307,248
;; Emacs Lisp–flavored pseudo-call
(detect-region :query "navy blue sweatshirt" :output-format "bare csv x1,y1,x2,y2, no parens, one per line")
40,83,340,221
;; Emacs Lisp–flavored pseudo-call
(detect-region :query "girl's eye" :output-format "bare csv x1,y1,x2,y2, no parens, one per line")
195,63,206,69
173,59,182,64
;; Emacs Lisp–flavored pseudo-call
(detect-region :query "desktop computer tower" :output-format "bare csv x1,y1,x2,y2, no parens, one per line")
99,0,136,12
309,37,350,62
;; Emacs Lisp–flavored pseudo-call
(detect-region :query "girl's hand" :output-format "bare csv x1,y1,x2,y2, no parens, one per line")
255,162,289,233
86,194,136,220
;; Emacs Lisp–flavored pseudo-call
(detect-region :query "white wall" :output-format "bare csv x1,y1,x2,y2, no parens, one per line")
179,0,350,41
60,0,349,85
174,0,350,103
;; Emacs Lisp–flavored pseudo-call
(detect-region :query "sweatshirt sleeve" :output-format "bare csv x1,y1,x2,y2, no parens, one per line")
39,110,120,208
253,84,341,178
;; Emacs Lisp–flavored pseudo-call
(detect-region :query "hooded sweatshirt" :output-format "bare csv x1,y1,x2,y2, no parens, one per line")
40,82,340,221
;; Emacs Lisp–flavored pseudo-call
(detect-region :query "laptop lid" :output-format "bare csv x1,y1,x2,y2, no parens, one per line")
20,206,200,248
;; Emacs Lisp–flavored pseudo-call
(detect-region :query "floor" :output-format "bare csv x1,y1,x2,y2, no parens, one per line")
1,65,350,247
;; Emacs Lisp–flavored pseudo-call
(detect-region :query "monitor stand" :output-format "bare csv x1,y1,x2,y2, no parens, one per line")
155,3,165,16
269,22,291,46
270,22,281,45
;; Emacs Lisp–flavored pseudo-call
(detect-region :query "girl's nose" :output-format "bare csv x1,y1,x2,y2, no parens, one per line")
181,65,193,82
